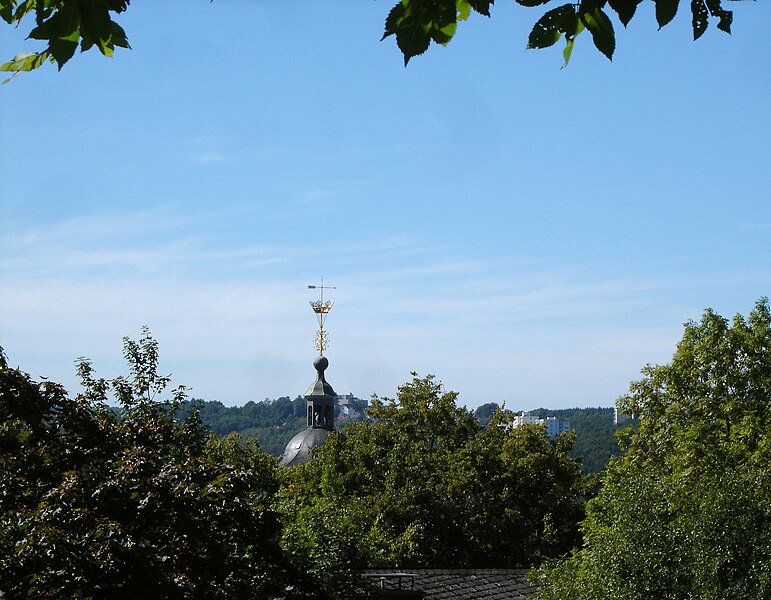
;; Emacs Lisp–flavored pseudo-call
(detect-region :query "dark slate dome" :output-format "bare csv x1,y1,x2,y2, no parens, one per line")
279,427,332,467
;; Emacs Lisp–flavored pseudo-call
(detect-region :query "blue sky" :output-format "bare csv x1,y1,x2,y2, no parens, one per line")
1,1,769,410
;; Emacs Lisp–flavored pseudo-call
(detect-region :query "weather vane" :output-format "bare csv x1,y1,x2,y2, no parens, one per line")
308,278,335,355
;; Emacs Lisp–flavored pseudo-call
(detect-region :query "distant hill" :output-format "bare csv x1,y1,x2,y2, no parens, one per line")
472,404,626,474
187,398,627,473
181,394,369,457
528,407,625,474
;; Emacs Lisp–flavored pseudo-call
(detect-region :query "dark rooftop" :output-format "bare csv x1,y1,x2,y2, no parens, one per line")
365,569,537,599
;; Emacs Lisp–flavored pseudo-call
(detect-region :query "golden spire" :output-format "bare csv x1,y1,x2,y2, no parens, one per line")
308,277,335,355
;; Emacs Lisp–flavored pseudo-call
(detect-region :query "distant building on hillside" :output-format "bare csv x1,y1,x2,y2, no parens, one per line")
337,393,369,418
543,416,571,437
512,412,571,437
512,412,541,428
614,407,638,426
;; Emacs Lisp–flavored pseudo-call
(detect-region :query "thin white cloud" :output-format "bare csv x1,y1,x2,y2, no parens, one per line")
191,152,229,164
1,207,767,408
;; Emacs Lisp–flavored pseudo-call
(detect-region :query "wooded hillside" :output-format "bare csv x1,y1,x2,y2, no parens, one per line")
186,398,625,473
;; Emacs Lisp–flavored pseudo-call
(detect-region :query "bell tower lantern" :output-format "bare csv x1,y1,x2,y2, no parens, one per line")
279,280,338,467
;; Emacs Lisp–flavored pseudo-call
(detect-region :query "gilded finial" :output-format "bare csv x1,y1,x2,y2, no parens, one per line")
308,278,335,355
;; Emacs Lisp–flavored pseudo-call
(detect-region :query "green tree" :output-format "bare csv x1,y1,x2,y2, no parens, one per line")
463,409,589,566
279,373,588,581
534,299,771,599
0,0,749,78
0,329,287,600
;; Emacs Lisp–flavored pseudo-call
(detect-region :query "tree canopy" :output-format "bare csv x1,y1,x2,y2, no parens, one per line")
0,328,288,599
4,303,769,597
0,0,748,78
279,374,590,577
534,299,771,599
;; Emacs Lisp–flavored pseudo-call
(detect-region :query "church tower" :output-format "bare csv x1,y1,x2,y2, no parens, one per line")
279,280,337,467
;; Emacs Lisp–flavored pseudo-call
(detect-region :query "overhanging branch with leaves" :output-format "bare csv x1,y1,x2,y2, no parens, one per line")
0,0,747,80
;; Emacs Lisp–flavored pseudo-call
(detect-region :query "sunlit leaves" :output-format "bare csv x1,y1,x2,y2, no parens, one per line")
384,0,742,66
0,51,50,83
280,374,588,575
536,299,771,599
0,0,749,77
528,5,574,50
527,5,586,67
382,0,471,65
581,7,616,60
0,0,131,77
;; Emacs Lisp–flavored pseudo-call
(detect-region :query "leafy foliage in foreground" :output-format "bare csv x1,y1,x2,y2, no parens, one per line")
280,374,590,575
0,0,748,79
0,0,130,81
385,0,739,66
534,299,771,599
0,329,286,600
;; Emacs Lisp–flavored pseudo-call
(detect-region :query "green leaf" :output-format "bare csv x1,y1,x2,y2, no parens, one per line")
79,0,113,42
110,21,131,49
435,20,457,45
705,0,732,34
581,7,615,61
0,51,51,83
25,0,81,68
106,0,131,12
562,18,584,67
457,0,472,21
467,0,492,17
527,4,586,67
383,3,428,66
48,37,79,69
516,0,552,7
527,5,576,50
0,2,14,25
654,0,680,28
691,0,708,40
608,0,641,27
429,0,461,45
28,1,80,42
562,36,576,66
35,0,47,27
383,0,460,66
98,38,114,57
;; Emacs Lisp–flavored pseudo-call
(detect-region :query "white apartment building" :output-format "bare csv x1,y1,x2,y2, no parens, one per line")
512,412,571,437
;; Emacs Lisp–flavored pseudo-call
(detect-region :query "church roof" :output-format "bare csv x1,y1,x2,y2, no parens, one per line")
305,356,336,397
279,427,331,467
279,355,338,467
